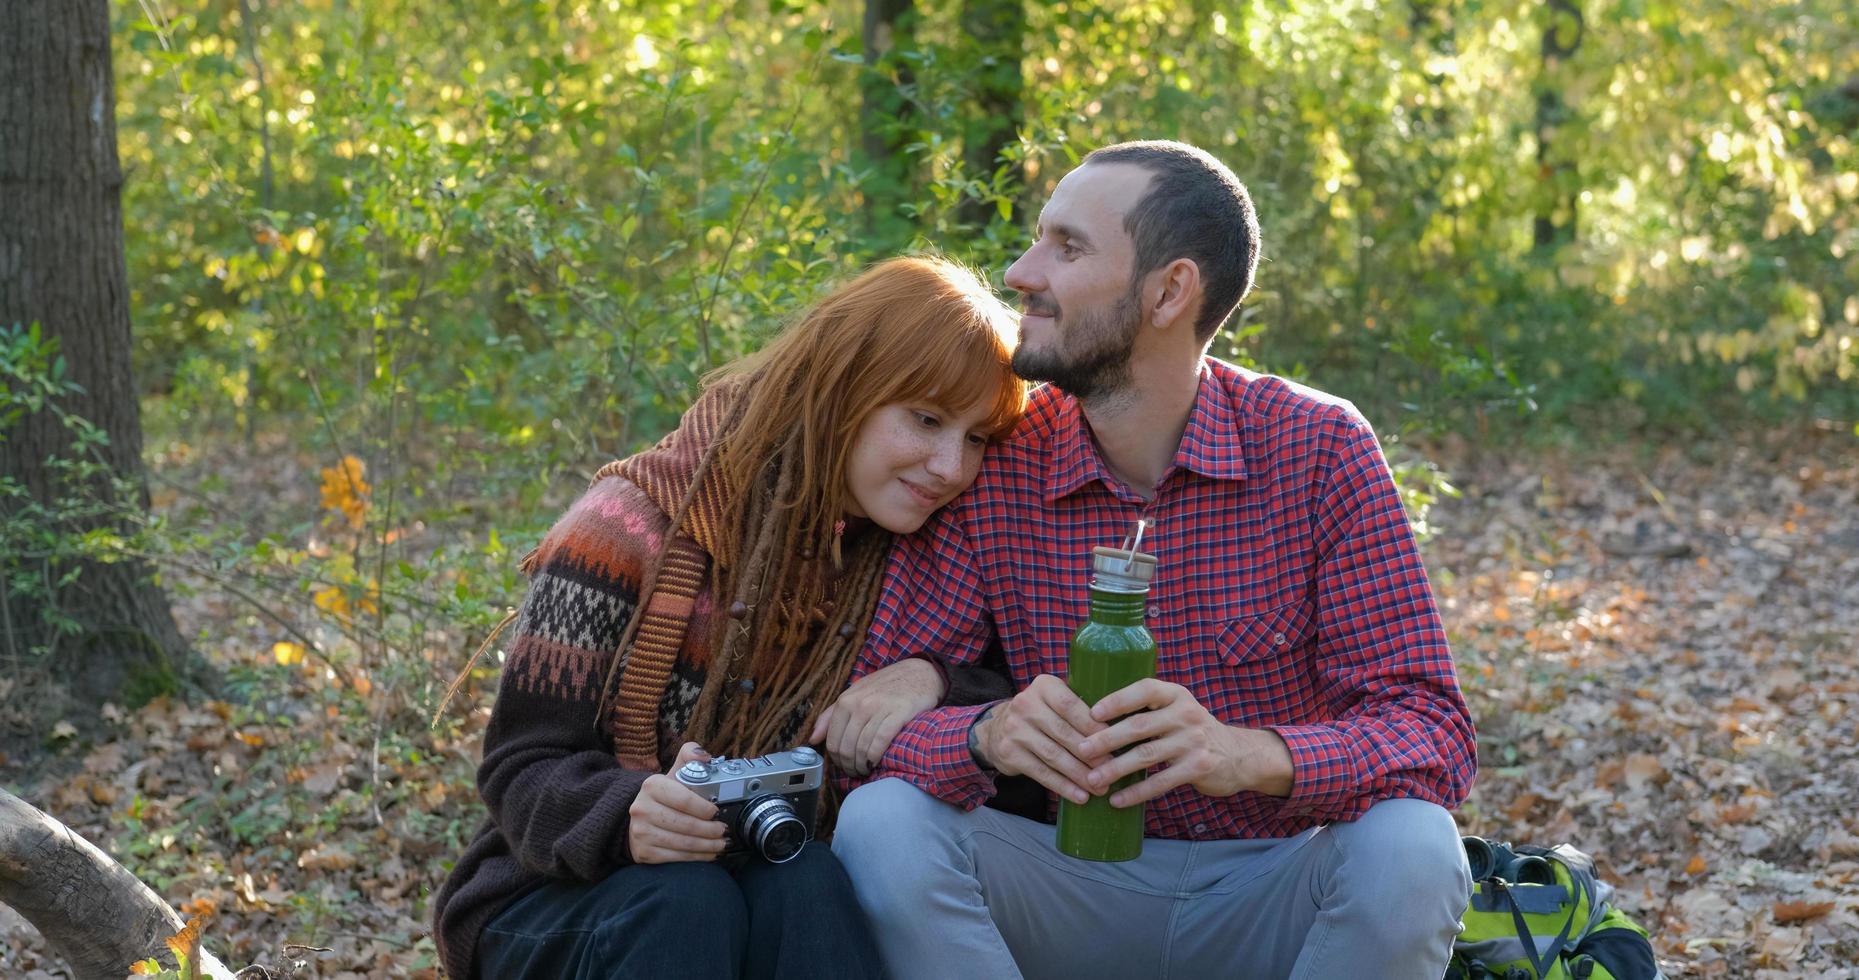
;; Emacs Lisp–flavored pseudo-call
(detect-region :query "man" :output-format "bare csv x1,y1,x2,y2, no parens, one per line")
829,141,1477,979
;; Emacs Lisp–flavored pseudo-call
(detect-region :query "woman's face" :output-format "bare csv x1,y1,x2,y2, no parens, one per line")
844,399,995,533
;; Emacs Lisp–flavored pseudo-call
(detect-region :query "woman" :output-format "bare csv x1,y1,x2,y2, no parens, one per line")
433,256,1026,980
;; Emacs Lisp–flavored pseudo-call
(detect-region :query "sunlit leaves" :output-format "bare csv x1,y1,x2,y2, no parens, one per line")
316,455,369,531
270,641,305,666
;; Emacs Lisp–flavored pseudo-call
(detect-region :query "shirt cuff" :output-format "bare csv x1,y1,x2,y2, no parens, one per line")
876,702,999,810
1269,724,1360,813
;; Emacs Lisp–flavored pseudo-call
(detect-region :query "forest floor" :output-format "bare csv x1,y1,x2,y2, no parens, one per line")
2,425,1856,979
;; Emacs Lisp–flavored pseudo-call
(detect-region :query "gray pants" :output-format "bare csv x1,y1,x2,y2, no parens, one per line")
832,779,1469,980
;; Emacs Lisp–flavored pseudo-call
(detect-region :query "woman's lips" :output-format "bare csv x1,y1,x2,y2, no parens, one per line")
899,478,941,507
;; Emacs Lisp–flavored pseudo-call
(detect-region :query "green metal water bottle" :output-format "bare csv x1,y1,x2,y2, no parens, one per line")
1055,536,1158,862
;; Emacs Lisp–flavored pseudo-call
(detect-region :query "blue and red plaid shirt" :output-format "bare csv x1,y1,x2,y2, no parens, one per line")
849,357,1476,841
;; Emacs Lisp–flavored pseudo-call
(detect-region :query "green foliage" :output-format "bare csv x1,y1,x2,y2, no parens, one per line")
113,0,1857,450
39,4,1851,965
96,0,1859,738
101,0,1856,718
0,323,145,659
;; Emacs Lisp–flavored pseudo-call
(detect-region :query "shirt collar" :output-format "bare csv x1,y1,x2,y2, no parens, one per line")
1041,362,1249,502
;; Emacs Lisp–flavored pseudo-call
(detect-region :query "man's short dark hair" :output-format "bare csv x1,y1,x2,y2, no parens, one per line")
1083,141,1260,345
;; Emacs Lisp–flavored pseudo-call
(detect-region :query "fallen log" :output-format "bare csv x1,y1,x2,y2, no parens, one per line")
0,785,236,979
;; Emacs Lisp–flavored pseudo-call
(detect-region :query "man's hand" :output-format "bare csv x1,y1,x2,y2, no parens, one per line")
1075,679,1295,807
627,741,728,864
809,658,944,776
970,674,1111,805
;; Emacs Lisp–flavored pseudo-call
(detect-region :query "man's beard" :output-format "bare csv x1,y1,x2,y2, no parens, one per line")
1011,285,1142,401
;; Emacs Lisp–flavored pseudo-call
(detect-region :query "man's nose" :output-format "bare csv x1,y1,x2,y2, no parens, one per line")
1004,249,1040,295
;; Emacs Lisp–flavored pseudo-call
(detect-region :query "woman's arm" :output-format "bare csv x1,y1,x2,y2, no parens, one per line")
474,481,660,880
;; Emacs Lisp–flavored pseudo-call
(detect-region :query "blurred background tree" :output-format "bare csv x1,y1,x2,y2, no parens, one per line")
0,0,1849,732
107,0,1856,454
0,3,1851,971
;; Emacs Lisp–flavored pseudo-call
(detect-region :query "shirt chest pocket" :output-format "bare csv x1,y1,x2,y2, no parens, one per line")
1183,599,1320,724
1215,598,1317,667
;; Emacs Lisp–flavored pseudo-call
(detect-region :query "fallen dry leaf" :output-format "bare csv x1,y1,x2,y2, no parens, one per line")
180,895,219,918
86,781,115,807
163,915,204,962
301,762,343,796
1772,900,1835,925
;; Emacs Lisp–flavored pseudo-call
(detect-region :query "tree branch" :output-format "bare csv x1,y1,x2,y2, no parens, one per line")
0,786,237,979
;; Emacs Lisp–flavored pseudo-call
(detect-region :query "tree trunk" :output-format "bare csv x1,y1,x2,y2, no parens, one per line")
0,787,236,979
860,0,917,241
1533,0,1584,250
0,0,189,701
956,0,1025,229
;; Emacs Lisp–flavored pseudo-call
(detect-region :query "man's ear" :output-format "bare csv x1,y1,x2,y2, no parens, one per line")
1147,258,1202,333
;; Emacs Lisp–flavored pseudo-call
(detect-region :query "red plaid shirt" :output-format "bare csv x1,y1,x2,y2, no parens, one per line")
850,358,1476,841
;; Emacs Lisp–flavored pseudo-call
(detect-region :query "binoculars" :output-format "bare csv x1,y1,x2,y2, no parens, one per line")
1462,836,1558,886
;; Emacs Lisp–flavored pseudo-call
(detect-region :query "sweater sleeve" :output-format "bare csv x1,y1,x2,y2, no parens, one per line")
940,639,1016,706
475,480,659,880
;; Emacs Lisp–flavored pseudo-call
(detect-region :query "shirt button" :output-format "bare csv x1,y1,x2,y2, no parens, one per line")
1147,605,1159,618
1193,822,1207,835
1273,632,1288,646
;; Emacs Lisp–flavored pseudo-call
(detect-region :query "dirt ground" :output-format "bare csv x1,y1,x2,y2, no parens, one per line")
3,426,1856,978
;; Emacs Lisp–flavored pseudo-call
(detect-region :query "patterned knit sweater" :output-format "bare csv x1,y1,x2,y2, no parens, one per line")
431,394,1011,978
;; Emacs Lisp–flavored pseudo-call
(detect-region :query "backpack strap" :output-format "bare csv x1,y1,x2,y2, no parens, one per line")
1494,863,1598,980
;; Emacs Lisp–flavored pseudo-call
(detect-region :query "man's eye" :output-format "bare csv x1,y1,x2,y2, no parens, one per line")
1060,243,1080,258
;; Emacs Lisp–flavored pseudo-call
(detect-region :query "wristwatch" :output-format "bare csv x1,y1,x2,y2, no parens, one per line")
967,702,1002,773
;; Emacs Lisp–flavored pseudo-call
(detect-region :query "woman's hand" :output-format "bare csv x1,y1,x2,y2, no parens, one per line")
627,742,729,864
809,658,945,776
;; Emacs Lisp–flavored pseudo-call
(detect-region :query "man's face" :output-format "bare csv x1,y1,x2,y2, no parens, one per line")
1004,164,1151,400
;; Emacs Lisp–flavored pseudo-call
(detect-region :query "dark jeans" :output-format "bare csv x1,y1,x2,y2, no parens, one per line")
476,846,882,980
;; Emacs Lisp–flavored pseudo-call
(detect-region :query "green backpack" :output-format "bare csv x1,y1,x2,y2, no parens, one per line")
1446,838,1662,980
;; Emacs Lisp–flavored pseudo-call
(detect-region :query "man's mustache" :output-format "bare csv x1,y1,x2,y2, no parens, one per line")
1019,294,1059,318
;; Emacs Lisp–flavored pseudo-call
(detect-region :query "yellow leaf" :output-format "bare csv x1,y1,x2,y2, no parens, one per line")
130,959,163,975
1685,855,1708,876
272,641,305,666
312,586,350,616
318,455,371,530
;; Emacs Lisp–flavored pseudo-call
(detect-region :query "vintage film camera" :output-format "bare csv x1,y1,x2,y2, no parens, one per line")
675,746,824,863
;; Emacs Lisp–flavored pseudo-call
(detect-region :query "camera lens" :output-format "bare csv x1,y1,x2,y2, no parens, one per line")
740,795,808,864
